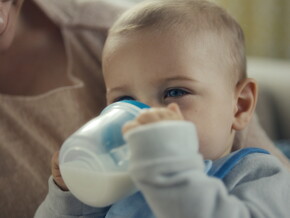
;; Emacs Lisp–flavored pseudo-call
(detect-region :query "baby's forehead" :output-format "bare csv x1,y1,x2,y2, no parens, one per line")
106,0,246,82
104,29,239,87
107,26,222,51
106,27,234,69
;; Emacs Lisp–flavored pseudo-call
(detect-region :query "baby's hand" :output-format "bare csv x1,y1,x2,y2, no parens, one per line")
51,151,69,191
123,103,184,134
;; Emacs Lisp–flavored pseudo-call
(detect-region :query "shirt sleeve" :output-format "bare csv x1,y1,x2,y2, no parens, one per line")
124,120,290,218
34,176,110,218
33,0,129,28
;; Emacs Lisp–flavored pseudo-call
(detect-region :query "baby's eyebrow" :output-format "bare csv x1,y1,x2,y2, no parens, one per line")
106,86,130,97
163,75,199,83
107,86,126,93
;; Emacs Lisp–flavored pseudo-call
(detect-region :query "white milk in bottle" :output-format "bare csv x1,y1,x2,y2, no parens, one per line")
59,101,150,207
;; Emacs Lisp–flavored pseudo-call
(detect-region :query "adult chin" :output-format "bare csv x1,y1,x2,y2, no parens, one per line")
0,0,24,52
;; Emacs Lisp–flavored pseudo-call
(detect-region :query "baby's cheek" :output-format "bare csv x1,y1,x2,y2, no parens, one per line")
175,98,197,115
180,108,198,123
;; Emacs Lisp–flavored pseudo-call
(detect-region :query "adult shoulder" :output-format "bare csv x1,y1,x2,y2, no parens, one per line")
33,0,132,28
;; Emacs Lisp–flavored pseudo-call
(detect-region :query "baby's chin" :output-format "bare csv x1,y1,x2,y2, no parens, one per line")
201,147,232,161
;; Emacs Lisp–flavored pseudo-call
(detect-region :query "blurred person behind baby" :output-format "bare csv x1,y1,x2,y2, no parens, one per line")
0,0,128,217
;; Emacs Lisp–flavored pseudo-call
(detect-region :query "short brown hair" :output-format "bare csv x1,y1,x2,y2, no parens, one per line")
109,0,247,81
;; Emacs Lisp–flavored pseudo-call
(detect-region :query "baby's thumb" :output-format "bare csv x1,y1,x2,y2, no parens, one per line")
167,103,184,119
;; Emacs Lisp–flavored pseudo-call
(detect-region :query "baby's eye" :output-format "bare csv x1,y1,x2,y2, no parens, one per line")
115,96,135,102
164,88,189,98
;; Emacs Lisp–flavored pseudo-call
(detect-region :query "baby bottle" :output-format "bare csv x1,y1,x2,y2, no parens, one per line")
59,100,150,207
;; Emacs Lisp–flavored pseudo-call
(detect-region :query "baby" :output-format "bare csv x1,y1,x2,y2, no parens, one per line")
35,0,290,217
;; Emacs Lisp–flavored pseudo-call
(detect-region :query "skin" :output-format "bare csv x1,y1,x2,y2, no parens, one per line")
0,0,69,96
51,27,290,193
0,0,24,51
1,0,282,197
53,27,257,191
33,6,289,191
2,0,289,196
103,29,257,161
1,0,69,190
51,151,69,191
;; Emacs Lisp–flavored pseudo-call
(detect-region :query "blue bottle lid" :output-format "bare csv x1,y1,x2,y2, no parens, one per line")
120,100,150,109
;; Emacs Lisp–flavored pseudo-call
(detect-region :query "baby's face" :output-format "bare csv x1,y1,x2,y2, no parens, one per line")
103,30,237,160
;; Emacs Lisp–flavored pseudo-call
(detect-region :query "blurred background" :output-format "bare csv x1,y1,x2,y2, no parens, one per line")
215,0,290,60
124,0,290,60
210,0,290,145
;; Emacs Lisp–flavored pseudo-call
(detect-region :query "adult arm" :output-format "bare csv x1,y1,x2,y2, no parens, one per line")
125,121,290,218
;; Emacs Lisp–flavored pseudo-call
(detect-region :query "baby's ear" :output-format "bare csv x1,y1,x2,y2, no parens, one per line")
232,78,258,131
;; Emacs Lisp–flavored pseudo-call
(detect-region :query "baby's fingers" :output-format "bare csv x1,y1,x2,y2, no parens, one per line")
123,104,184,134
51,151,68,191
122,109,165,134
51,151,60,177
167,103,184,120
122,120,140,134
136,109,165,124
137,105,183,123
